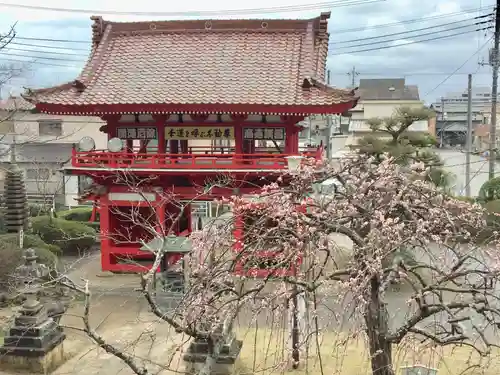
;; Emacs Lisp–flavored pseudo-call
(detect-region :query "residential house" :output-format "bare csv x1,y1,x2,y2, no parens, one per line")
430,87,490,147
346,78,429,146
0,96,106,206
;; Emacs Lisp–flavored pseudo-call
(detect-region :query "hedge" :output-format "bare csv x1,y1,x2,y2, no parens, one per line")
57,207,100,231
31,216,96,255
0,238,58,290
57,207,96,222
0,233,61,257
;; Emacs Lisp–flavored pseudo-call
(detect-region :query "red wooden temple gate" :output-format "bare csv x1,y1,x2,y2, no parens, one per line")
24,12,358,274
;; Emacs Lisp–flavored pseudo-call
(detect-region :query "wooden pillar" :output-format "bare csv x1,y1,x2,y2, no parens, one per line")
99,195,112,271
153,115,167,154
102,115,120,144
230,114,248,161
155,199,166,236
180,140,188,154
185,203,192,232
290,128,299,154
285,125,293,154
233,212,244,273
126,139,133,153
170,140,179,154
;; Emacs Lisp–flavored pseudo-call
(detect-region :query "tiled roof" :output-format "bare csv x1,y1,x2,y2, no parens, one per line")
0,96,35,111
25,13,357,115
358,79,420,101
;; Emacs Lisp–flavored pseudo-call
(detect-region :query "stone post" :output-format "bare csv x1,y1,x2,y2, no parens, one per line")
183,283,242,375
183,322,243,375
0,249,67,373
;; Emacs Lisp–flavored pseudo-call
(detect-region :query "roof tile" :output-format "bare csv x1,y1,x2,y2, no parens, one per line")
27,14,356,112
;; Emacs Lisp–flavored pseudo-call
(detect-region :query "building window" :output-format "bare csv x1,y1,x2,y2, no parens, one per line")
26,168,51,180
38,120,62,137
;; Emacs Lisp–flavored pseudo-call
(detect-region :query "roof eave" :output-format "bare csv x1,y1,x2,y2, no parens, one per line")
33,101,358,116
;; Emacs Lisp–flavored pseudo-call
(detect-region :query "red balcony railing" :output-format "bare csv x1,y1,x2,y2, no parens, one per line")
71,146,322,170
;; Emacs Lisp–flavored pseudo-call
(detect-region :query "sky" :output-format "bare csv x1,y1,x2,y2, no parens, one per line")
0,0,496,106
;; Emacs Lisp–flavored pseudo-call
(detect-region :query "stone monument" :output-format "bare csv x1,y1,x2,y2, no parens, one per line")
140,234,191,312
4,149,29,234
0,249,67,373
183,323,243,375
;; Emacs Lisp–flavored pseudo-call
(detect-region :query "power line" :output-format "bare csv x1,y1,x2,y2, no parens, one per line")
0,58,80,68
332,5,494,34
329,72,491,76
330,14,492,44
2,22,491,63
333,23,491,50
10,5,494,45
0,0,383,16
424,37,493,97
2,46,88,57
9,41,90,51
331,27,492,55
0,52,83,62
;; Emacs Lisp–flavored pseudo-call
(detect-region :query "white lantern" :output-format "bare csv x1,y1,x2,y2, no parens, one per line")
285,155,304,173
78,136,96,152
107,137,124,152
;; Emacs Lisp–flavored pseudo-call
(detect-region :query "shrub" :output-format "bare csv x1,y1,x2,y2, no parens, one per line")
0,208,7,235
0,239,58,290
485,199,500,228
28,204,52,217
455,195,476,204
31,216,96,255
0,233,61,257
57,206,98,222
478,177,500,203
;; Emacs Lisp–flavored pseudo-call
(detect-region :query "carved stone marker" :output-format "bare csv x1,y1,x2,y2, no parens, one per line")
183,324,243,375
0,249,67,373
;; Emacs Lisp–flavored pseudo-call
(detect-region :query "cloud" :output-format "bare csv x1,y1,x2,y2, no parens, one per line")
0,0,495,105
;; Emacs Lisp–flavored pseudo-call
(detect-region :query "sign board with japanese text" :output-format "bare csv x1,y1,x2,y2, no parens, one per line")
165,126,234,140
117,127,157,140
243,127,286,141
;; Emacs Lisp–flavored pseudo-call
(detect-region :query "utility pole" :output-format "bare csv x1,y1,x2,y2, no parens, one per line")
466,74,473,197
489,0,500,179
325,69,332,159
347,66,359,88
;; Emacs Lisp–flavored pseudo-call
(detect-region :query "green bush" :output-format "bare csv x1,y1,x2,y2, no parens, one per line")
28,204,51,217
0,239,58,290
485,199,500,228
455,196,476,204
57,206,98,222
0,208,7,235
0,234,58,265
478,177,500,203
31,216,96,255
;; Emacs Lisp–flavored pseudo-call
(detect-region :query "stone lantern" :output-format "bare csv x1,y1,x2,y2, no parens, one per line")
0,249,66,373
140,234,192,310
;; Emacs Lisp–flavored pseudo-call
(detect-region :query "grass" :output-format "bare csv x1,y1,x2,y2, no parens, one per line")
232,328,500,375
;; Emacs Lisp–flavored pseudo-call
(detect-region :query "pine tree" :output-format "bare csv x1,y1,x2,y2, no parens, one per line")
353,106,451,189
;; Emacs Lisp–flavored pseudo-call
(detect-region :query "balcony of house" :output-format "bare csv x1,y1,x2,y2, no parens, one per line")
70,143,322,171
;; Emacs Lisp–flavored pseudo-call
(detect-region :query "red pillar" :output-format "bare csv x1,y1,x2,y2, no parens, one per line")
155,199,166,236
233,212,244,273
99,195,112,271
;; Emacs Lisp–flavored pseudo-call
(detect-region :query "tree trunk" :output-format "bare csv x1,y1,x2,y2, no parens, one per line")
364,276,394,375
